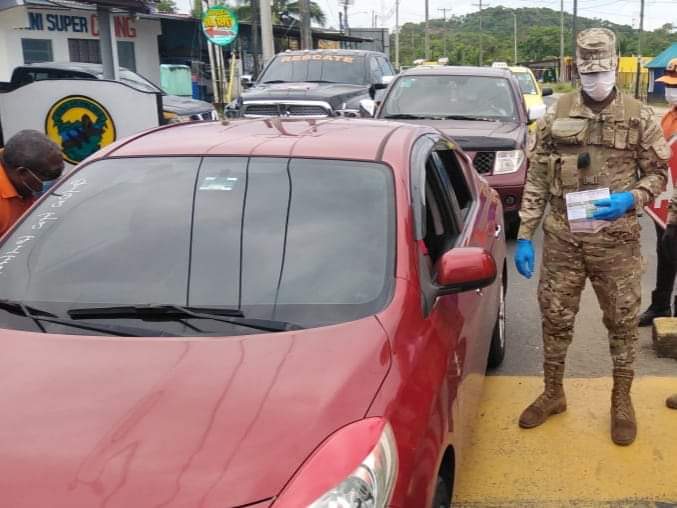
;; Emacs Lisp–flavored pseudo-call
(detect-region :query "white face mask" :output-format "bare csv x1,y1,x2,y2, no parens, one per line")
580,70,616,101
666,87,677,105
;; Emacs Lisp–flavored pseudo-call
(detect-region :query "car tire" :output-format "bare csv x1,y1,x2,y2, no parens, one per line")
432,476,451,508
487,275,506,369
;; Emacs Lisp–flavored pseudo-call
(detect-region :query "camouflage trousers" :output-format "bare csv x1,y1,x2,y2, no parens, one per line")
538,211,642,368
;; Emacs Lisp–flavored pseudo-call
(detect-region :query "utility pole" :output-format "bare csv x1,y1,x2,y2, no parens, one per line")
259,0,274,63
560,0,564,81
425,0,430,60
439,7,451,58
300,0,312,49
512,11,517,64
571,0,578,85
634,0,645,99
472,0,487,65
395,0,400,69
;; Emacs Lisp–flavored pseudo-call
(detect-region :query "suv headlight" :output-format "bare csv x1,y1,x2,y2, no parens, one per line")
493,149,526,174
309,423,398,508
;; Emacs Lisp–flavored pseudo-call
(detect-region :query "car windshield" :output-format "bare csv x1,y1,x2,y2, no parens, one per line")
258,54,367,85
0,157,395,335
382,75,518,122
514,72,538,95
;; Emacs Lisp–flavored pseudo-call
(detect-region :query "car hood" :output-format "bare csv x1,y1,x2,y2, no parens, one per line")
162,94,214,115
389,118,524,151
242,82,367,108
0,318,390,508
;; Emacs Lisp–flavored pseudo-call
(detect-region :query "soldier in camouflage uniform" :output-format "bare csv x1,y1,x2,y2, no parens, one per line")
513,28,671,445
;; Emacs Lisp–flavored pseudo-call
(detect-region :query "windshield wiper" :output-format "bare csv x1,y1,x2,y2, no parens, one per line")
305,80,340,84
0,299,156,337
262,80,287,84
436,115,495,121
383,114,428,119
67,305,304,333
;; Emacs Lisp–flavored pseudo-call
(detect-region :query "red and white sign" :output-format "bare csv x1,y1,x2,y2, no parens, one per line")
646,138,677,229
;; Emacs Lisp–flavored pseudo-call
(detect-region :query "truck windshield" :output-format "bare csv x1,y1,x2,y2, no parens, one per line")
0,157,395,335
259,54,368,85
382,75,518,122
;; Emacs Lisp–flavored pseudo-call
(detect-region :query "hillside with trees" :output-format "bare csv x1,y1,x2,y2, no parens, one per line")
393,6,676,66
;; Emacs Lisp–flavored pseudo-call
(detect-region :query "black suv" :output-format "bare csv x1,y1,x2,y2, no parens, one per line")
235,49,395,118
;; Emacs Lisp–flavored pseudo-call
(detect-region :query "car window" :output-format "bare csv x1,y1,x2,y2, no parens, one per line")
0,156,395,333
378,57,395,77
382,75,518,122
258,54,368,85
422,155,460,263
108,69,161,93
370,57,383,83
514,72,538,95
434,148,474,219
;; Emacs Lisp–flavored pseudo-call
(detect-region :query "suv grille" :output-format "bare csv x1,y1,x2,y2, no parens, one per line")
473,151,496,174
243,103,331,118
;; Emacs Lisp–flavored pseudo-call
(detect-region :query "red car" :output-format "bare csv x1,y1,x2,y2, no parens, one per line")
0,118,506,507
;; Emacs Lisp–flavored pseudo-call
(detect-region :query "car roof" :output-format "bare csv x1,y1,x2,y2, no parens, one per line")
276,49,384,57
100,118,435,165
509,66,532,73
18,62,131,74
399,65,513,78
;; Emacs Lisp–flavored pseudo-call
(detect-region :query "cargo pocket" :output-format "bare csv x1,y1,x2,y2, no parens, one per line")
614,124,628,150
558,154,579,193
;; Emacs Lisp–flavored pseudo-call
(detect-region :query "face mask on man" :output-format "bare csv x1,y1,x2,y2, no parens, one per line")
666,86,677,106
23,169,58,198
580,70,616,101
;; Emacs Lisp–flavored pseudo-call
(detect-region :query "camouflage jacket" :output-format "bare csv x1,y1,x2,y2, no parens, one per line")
518,90,670,239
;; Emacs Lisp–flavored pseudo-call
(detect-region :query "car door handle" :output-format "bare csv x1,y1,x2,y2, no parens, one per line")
494,225,502,238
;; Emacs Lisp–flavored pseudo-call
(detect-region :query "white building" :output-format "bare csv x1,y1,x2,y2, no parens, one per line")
0,0,162,84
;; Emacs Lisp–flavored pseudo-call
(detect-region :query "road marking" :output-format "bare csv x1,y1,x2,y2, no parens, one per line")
452,376,677,507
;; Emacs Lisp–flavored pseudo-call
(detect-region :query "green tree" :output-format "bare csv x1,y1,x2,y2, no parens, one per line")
156,0,177,13
235,0,326,27
191,0,203,19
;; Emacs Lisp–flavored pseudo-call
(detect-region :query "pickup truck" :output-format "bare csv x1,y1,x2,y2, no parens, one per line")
233,49,396,118
1,62,215,123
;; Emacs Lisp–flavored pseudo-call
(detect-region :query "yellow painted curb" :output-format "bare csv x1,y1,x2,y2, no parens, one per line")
452,376,677,507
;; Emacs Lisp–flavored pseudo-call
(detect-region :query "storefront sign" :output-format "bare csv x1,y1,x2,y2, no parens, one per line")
27,12,137,38
45,95,116,165
201,6,238,46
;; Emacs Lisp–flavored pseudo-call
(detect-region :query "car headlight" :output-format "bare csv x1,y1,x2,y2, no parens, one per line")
308,423,397,508
493,149,526,174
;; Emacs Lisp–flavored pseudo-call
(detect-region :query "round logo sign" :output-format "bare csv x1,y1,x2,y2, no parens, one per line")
45,95,116,165
202,5,239,46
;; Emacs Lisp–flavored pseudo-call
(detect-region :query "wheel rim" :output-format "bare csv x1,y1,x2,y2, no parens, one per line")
498,286,506,350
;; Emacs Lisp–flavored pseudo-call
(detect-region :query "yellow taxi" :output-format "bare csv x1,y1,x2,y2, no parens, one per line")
508,66,553,114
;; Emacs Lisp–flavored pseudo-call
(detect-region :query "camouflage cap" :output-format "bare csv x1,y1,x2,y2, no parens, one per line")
576,28,618,74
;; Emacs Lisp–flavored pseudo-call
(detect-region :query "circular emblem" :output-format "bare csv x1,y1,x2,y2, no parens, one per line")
202,6,239,46
45,95,116,165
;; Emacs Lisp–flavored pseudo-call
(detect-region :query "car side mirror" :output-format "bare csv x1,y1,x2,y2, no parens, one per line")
369,82,388,99
359,99,377,118
541,87,553,97
382,75,394,85
434,247,497,296
241,75,254,89
527,103,547,123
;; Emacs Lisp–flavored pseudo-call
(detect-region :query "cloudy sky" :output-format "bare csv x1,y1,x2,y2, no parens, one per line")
177,0,676,32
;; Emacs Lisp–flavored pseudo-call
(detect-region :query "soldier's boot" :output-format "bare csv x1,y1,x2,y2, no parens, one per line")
519,360,566,429
611,367,637,446
667,394,677,410
638,291,671,326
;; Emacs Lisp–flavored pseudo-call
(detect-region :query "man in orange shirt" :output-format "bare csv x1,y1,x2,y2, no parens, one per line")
639,59,677,325
0,130,64,236
655,59,677,410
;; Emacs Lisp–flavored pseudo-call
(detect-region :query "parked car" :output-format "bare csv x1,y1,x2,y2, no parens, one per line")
365,65,546,236
0,118,506,507
234,49,396,118
508,65,553,128
6,62,216,123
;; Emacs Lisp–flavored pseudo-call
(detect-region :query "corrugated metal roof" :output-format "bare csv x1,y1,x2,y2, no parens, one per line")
646,42,677,69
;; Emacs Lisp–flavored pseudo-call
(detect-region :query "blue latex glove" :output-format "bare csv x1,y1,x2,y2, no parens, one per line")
592,191,635,221
514,239,535,279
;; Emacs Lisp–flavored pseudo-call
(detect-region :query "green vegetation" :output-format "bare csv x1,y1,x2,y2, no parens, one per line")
393,6,676,66
234,0,327,26
156,0,177,13
551,82,575,93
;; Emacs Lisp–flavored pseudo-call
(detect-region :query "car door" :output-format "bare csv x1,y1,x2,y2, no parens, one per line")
411,135,492,444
